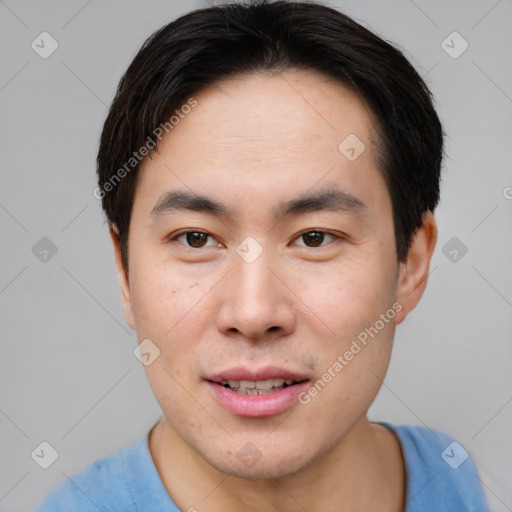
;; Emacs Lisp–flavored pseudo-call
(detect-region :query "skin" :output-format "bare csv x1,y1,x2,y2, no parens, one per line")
110,69,437,511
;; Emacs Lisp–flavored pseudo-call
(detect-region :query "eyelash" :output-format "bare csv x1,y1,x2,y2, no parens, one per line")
167,229,344,249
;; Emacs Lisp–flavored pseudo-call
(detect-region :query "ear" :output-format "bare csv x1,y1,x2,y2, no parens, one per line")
109,226,136,330
395,211,438,325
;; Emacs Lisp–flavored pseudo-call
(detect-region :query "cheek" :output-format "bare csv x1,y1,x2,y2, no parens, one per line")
297,257,396,342
294,256,397,405
129,265,210,413
299,300,395,434
129,259,213,339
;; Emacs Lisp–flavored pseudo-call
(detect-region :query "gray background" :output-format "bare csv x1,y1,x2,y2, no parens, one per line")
1,0,511,510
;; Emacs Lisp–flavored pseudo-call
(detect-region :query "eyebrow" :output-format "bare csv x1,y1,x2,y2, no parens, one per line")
150,187,367,220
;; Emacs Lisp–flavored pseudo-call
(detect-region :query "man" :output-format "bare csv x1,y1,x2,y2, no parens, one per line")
34,1,489,510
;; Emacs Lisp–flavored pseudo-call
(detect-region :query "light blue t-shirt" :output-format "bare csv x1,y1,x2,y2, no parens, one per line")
33,423,489,511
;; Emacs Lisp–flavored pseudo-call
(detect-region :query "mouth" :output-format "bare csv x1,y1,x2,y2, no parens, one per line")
204,367,311,417
212,378,309,395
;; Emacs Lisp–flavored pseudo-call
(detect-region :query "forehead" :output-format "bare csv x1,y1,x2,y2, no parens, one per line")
136,69,388,218
184,69,375,161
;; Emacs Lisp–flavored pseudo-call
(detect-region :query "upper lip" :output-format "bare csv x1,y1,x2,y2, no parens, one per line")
205,366,311,383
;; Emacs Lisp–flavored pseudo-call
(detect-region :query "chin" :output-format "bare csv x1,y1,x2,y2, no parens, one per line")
202,443,313,481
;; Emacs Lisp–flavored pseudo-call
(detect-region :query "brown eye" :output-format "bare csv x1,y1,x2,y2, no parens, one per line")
294,230,338,248
185,232,208,248
168,230,218,249
302,231,324,247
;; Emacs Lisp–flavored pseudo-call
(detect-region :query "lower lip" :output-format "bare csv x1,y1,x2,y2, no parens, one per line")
206,380,311,417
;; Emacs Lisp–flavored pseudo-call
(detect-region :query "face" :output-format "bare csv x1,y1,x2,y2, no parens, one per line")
113,69,429,479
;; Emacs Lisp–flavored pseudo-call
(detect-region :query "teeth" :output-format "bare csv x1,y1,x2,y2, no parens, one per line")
219,378,296,394
256,379,277,390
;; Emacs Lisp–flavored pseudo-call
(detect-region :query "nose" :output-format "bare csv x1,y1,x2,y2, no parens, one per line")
215,250,296,342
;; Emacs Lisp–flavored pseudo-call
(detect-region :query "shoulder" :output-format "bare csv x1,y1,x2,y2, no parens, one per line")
380,423,489,512
32,438,144,512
